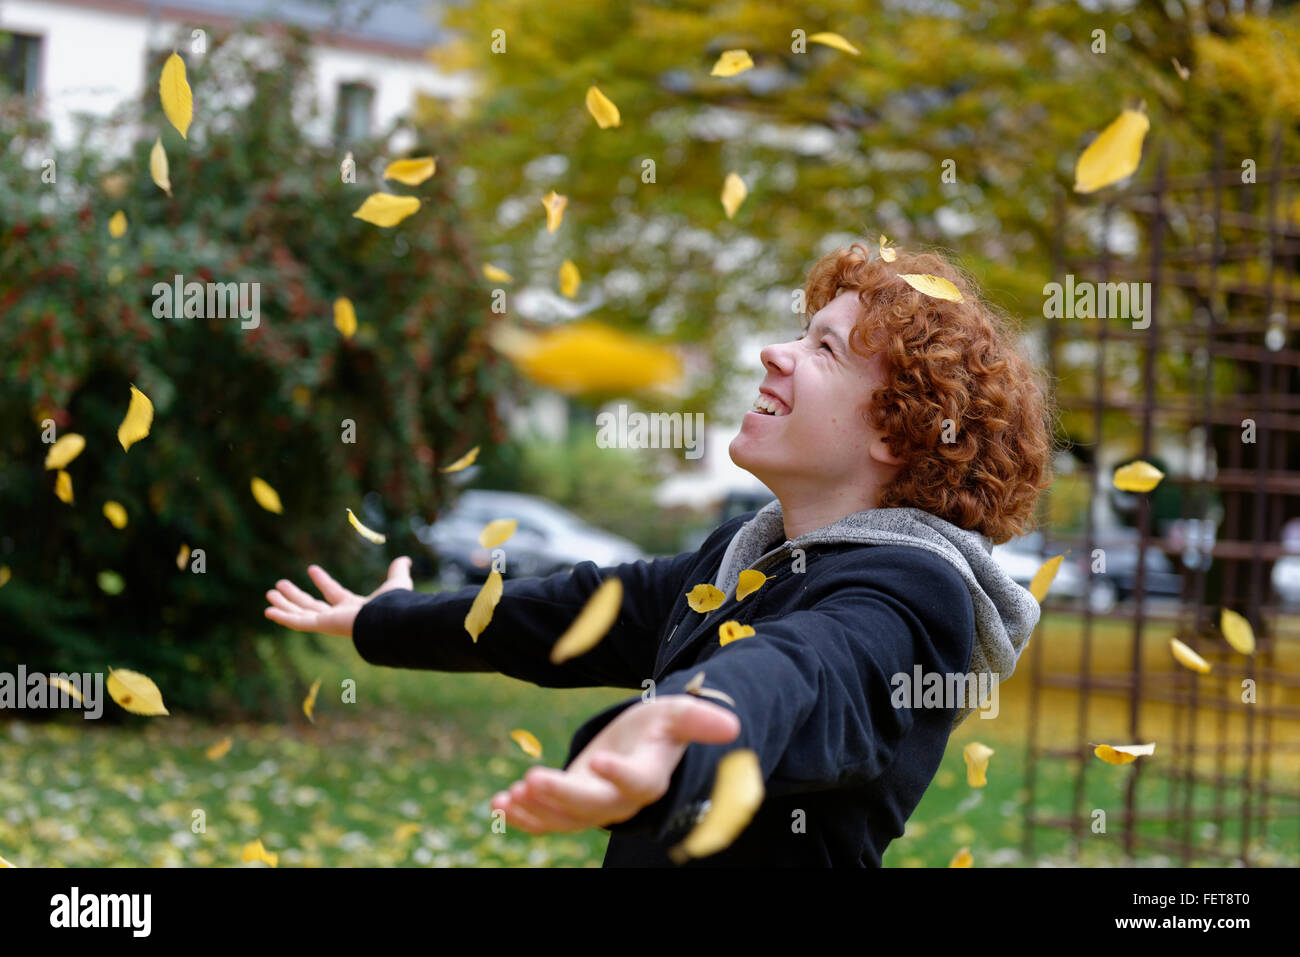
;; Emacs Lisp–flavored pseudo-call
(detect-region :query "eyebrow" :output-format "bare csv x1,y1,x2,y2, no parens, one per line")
804,318,848,354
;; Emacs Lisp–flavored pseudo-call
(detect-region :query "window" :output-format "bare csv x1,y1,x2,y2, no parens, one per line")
0,30,41,100
334,81,373,145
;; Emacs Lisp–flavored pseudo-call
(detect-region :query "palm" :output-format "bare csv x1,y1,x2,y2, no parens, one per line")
264,557,413,638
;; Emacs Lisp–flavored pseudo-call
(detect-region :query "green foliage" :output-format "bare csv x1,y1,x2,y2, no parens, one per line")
0,25,521,718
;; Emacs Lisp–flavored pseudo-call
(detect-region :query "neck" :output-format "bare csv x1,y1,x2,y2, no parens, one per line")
770,477,890,540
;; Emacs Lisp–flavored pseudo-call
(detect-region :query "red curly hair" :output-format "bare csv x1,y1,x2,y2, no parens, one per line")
802,243,1054,544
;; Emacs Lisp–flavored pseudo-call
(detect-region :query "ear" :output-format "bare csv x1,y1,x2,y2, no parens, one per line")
868,435,905,467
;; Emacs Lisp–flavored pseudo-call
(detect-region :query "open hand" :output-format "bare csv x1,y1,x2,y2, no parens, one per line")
264,557,413,638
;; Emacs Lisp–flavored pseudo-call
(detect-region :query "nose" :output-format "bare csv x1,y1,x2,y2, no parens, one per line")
760,338,795,374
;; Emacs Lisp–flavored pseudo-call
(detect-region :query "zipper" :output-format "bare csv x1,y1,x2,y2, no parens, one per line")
664,539,800,646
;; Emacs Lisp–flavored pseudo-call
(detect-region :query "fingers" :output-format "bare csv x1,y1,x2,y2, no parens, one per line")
307,565,353,604
265,590,301,615
586,753,656,800
265,605,316,632
275,578,331,613
510,775,594,832
386,556,414,587
664,695,742,745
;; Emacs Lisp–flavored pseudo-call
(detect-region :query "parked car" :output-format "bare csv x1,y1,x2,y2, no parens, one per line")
1272,518,1300,607
1070,540,1186,613
414,490,646,589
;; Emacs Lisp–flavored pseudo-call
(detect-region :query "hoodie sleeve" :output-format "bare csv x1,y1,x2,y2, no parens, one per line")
562,546,976,847
351,546,706,690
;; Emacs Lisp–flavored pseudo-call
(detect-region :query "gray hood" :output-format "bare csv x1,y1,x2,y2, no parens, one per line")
711,498,1040,728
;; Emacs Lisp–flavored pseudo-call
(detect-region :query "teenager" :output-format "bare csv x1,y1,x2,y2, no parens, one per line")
265,243,1053,867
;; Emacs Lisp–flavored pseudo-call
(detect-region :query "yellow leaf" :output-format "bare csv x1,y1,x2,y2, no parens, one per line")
710,49,754,77
117,383,154,452
465,569,504,642
478,518,517,548
394,822,421,842
559,259,581,298
718,620,755,646
107,666,169,715
694,686,736,707
44,433,85,470
720,172,747,219
1029,551,1068,603
108,210,127,238
303,676,322,722
585,85,621,128
482,264,513,283
241,839,277,867
0,853,16,867
550,577,623,664
150,137,171,196
333,297,357,339
1093,742,1156,764
949,846,973,867
808,31,860,55
103,501,128,529
541,190,567,232
1170,637,1211,673
54,469,73,504
963,741,994,787
686,583,725,613
177,543,190,571
346,508,387,544
159,52,193,139
669,749,764,863
1074,108,1150,194
0,566,9,588
510,728,542,758
352,192,421,227
250,477,283,514
735,569,766,601
878,234,896,262
442,445,480,473
206,736,232,760
899,273,964,303
382,156,436,185
1172,57,1190,81
47,675,84,704
487,320,683,396
685,671,706,694
1112,460,1164,492
1220,608,1256,655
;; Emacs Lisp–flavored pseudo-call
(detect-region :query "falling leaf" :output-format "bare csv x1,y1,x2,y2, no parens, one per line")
150,137,172,196
949,847,973,867
1074,107,1150,194
963,742,995,787
710,49,754,77
47,675,84,703
176,543,190,571
333,298,357,339
103,501,128,529
1220,609,1256,655
1029,551,1068,603
303,676,322,722
735,569,766,601
482,264,513,283
551,577,624,664
394,822,421,842
107,666,169,715
250,477,283,514
899,273,964,303
206,737,232,760
1171,57,1190,80
383,156,436,185
352,193,421,227
0,853,16,867
585,85,621,128
669,749,763,863
686,583,726,613
559,259,581,298
0,567,9,588
241,839,277,867
718,621,755,646
878,234,897,262
808,32,860,55
442,446,480,473
720,172,747,219
487,320,683,396
117,383,154,452
159,52,193,139
108,210,127,238
1094,742,1156,765
341,151,353,177
465,569,504,642
346,508,386,544
54,469,73,504
510,729,542,758
541,190,567,232
685,671,706,694
478,518,517,548
1170,637,1211,674
97,570,125,595
44,433,85,470
684,671,736,707
1112,460,1164,492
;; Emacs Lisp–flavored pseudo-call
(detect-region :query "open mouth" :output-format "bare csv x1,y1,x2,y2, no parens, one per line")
750,393,791,416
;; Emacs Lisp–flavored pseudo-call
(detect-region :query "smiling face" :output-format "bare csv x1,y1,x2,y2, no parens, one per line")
729,291,904,526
